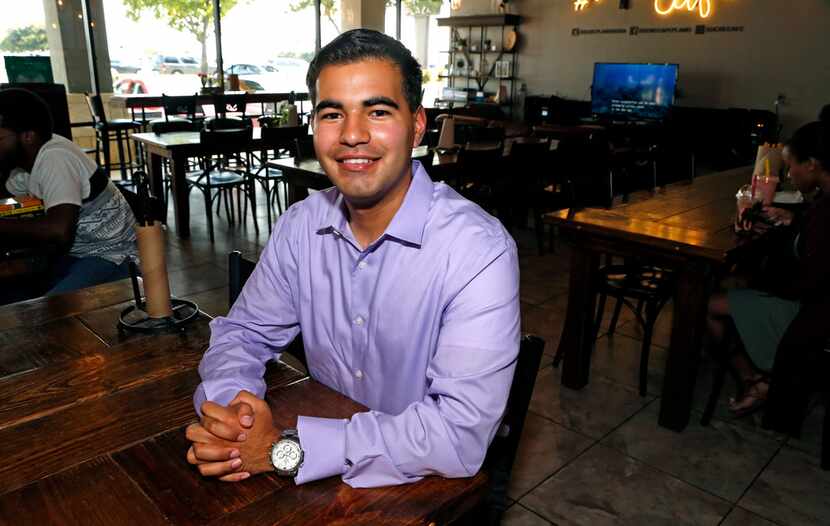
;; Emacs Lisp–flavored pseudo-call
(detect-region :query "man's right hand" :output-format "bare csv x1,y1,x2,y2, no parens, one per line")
186,397,256,482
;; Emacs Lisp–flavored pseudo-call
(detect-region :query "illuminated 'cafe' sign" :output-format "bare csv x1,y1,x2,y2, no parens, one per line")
575,0,727,19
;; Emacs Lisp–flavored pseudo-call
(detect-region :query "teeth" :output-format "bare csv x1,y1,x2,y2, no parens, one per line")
343,158,372,164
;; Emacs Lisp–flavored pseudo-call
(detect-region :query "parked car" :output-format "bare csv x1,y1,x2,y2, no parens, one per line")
110,58,141,74
152,55,201,75
225,59,309,93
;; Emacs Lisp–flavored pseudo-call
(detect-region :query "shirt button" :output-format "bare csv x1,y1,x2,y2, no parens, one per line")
354,316,364,326
355,369,363,379
358,261,367,270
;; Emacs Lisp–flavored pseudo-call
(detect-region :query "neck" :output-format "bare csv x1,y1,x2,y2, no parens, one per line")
346,171,413,249
20,142,41,173
819,173,830,195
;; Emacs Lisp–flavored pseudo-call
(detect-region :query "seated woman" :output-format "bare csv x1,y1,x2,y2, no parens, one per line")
707,114,830,416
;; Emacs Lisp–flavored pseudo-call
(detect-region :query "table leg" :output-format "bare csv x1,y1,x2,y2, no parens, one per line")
168,152,190,239
145,152,163,200
560,242,599,390
658,262,712,431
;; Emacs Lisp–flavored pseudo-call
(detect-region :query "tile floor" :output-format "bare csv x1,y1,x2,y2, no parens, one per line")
159,186,829,526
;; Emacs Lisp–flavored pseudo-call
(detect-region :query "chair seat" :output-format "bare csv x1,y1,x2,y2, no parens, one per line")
99,119,142,131
186,170,246,186
599,264,674,300
250,166,285,180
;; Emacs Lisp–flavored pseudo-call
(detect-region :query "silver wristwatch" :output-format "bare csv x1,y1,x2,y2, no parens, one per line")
269,429,304,477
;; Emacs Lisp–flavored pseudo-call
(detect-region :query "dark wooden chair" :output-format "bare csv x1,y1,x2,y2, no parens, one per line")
250,124,309,230
186,126,258,242
85,93,142,184
552,261,675,396
455,142,505,216
473,334,545,525
227,250,308,370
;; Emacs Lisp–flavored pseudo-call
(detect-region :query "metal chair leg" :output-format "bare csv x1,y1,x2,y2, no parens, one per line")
608,297,624,335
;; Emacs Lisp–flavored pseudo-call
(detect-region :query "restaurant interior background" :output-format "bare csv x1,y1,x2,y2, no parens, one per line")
3,0,829,140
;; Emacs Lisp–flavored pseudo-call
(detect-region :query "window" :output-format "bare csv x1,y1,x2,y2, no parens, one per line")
0,2,51,85
385,1,451,108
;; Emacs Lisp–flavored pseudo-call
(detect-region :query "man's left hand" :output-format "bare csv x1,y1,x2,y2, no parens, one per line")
187,390,280,481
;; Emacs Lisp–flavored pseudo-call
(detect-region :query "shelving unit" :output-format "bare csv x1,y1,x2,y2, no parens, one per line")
436,14,521,117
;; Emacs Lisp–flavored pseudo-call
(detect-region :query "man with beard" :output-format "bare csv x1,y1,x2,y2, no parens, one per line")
0,88,137,303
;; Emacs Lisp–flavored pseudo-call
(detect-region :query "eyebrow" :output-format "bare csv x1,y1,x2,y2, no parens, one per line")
314,96,400,114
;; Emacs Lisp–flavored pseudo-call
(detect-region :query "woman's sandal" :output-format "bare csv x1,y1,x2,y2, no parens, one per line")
728,377,769,418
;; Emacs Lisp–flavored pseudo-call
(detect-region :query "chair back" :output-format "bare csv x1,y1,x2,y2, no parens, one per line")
457,142,503,192
481,335,545,524
3,83,72,139
227,250,308,369
85,93,107,127
161,94,197,122
261,124,309,159
214,93,247,119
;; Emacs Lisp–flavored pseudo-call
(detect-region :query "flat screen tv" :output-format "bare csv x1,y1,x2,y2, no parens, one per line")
591,63,678,121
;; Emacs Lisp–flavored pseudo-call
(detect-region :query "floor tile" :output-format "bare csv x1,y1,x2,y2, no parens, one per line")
590,333,667,396
602,402,781,502
720,507,778,526
507,413,594,499
503,503,553,526
528,366,653,440
520,445,731,526
739,446,830,526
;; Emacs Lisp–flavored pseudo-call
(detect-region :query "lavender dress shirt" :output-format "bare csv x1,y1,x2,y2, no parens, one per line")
194,161,520,488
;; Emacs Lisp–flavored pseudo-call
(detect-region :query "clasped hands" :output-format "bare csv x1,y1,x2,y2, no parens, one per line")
186,390,280,482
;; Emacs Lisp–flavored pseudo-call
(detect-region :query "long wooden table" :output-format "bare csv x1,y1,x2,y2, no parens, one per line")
547,166,755,431
132,129,277,239
0,280,487,524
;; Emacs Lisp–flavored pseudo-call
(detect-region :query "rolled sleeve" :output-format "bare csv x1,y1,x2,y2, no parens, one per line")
294,416,348,485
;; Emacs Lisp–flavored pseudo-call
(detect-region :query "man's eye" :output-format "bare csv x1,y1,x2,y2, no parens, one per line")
370,109,390,117
319,112,341,120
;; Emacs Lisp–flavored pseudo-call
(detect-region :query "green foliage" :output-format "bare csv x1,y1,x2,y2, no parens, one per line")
288,0,442,32
0,25,48,53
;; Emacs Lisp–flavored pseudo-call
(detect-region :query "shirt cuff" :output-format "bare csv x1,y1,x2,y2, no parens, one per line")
192,384,240,417
294,416,348,485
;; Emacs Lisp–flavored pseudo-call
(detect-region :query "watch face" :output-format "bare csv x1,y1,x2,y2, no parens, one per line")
271,439,302,472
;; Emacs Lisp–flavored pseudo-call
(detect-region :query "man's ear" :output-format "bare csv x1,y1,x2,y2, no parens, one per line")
412,106,426,148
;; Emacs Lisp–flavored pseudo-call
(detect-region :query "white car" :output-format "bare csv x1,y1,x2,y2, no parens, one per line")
226,60,308,93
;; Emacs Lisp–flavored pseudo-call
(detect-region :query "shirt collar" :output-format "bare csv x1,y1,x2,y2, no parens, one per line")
318,160,433,248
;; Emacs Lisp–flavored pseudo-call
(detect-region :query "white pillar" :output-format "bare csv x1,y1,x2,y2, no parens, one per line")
42,0,113,93
341,0,387,33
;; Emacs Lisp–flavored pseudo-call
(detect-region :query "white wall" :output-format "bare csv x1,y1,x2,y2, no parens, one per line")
453,0,830,134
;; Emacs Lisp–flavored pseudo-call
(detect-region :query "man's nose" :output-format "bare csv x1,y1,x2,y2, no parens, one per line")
340,114,369,146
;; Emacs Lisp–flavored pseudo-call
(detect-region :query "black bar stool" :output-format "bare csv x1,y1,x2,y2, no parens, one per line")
85,93,142,184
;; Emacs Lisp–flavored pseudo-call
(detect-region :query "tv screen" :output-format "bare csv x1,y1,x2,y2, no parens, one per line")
591,63,678,121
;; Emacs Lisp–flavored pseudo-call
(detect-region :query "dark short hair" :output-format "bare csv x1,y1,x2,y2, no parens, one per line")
787,111,830,170
306,29,422,113
0,88,53,141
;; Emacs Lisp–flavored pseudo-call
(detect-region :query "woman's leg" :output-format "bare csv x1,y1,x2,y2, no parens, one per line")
708,292,768,414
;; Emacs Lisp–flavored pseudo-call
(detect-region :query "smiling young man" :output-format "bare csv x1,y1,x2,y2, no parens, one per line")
186,29,520,488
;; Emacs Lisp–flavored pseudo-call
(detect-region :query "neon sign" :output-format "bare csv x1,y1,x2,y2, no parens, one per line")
574,0,601,11
655,0,715,18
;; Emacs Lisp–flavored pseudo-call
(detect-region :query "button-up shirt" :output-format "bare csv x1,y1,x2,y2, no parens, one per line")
194,161,520,488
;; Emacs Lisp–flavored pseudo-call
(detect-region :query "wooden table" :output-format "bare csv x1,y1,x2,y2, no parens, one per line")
546,166,755,431
132,129,277,239
0,280,487,524
117,92,310,122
